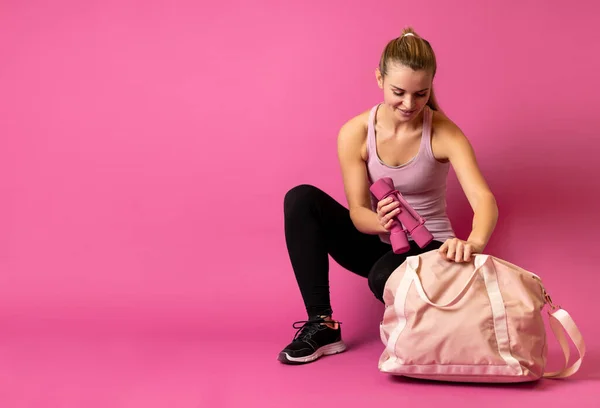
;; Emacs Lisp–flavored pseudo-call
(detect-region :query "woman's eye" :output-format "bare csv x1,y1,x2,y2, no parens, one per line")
393,92,427,97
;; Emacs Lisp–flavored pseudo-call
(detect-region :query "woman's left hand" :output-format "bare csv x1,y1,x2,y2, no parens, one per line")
438,238,484,263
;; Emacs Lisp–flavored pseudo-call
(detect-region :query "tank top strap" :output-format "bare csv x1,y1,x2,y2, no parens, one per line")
366,104,380,161
420,106,435,160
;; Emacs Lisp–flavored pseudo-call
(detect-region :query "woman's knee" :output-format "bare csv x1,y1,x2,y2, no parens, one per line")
367,253,401,302
284,184,323,217
367,265,387,303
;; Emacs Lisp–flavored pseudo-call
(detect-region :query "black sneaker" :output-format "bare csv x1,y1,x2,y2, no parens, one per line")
277,317,347,364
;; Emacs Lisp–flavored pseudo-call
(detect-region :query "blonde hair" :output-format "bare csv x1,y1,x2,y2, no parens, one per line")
378,27,442,112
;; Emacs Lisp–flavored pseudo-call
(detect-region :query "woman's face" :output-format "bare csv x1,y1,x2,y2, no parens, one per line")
377,63,433,123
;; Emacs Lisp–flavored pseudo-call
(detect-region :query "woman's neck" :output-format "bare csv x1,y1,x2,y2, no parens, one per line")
380,104,425,135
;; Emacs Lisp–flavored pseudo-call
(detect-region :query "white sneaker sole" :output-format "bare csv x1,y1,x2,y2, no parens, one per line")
278,341,347,364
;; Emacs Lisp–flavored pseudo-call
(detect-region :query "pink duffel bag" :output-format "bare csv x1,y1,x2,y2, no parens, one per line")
379,249,585,382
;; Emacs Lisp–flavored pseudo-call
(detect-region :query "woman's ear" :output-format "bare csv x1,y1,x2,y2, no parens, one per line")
375,68,384,89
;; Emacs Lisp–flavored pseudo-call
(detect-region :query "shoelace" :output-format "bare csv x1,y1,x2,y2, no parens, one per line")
292,318,341,341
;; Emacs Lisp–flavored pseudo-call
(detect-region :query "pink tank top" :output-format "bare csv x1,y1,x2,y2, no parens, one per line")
366,104,455,244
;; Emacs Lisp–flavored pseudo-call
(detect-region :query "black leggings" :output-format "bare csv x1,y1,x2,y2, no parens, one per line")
284,184,444,318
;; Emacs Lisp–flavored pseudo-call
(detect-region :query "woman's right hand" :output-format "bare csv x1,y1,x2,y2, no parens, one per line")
376,197,401,231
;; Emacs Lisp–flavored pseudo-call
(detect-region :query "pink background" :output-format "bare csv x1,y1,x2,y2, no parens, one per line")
1,0,599,406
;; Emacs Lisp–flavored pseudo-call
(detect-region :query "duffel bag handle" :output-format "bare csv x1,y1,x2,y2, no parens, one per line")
406,254,489,309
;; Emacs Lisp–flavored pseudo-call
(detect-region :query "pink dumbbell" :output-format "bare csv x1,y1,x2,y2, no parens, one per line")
369,177,434,254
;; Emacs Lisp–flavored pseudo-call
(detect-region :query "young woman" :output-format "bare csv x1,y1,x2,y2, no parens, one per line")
278,27,498,364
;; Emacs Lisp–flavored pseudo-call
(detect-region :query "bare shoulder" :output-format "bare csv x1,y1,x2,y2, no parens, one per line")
431,109,473,162
337,109,371,161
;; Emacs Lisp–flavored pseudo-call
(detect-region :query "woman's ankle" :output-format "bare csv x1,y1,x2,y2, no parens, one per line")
318,315,338,330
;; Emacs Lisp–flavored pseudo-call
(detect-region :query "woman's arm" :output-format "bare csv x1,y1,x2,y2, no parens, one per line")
337,116,389,235
434,116,499,262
